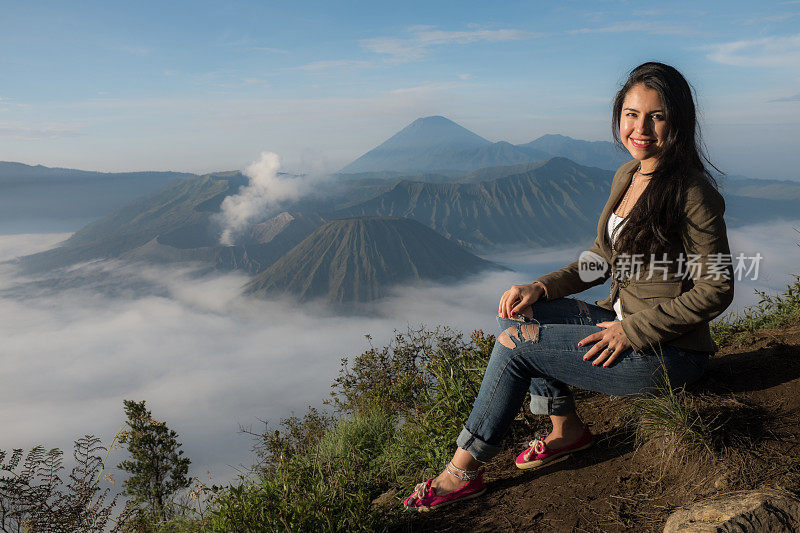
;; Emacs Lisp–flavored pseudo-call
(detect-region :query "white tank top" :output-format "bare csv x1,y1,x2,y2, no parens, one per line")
607,212,626,321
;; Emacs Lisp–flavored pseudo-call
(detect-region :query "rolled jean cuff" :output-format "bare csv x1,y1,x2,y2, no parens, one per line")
529,394,576,416
456,427,502,463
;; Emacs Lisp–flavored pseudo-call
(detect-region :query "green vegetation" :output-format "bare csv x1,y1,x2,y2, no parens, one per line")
216,276,800,531
0,436,131,532
630,382,717,454
205,326,494,532
4,275,798,531
626,275,800,479
711,274,800,347
118,400,192,527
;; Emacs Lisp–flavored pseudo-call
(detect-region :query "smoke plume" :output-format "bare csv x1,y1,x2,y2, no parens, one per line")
217,152,307,245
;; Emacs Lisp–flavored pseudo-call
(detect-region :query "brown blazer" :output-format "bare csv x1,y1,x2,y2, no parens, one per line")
535,159,734,353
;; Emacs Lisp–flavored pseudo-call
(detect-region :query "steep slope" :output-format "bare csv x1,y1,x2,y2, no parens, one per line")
16,172,317,274
244,217,504,302
336,158,611,249
430,141,550,174
408,322,800,532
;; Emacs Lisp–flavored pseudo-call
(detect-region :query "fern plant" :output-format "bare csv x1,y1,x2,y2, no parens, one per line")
0,435,130,532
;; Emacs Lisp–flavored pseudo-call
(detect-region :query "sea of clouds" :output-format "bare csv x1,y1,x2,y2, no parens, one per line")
0,219,797,486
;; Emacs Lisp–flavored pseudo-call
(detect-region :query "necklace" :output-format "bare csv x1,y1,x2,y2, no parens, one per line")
616,168,639,217
610,165,642,251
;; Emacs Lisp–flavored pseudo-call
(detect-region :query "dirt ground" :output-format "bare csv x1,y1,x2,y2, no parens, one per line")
396,324,800,532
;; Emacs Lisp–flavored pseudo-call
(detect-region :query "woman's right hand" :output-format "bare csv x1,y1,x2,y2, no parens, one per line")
498,282,546,319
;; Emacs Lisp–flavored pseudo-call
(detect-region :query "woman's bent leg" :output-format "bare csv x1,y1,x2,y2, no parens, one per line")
500,298,618,415
456,336,534,461
458,320,708,463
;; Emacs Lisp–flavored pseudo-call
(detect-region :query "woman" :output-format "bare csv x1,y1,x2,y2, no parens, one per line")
403,62,734,511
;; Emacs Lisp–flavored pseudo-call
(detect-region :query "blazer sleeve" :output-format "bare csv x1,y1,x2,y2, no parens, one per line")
621,180,735,351
534,234,611,300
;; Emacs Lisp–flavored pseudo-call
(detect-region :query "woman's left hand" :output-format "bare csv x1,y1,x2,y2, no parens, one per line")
578,322,632,367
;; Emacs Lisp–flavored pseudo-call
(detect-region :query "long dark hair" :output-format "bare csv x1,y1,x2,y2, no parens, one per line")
611,62,719,259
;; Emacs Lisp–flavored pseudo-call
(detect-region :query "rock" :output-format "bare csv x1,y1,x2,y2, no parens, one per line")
713,473,730,491
664,491,800,532
371,488,399,511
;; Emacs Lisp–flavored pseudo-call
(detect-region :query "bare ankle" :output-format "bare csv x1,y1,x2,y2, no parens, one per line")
432,469,467,494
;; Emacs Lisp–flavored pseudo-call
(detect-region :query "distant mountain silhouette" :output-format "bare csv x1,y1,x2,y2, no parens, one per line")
338,116,628,174
340,116,496,174
244,216,505,302
518,134,630,171
720,176,800,200
0,161,196,232
0,161,194,183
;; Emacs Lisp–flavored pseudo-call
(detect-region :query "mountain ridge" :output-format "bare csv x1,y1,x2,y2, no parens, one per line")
244,216,506,303
338,116,629,174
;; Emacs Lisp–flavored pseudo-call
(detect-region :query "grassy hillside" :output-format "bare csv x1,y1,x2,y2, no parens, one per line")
203,274,800,531
4,275,799,531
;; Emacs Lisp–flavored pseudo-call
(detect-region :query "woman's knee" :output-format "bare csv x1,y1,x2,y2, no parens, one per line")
496,323,540,349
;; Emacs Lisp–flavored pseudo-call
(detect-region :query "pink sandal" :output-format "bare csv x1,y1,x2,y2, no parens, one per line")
515,424,594,470
403,465,486,512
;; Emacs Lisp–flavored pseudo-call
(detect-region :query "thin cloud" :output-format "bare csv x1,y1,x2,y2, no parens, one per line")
705,34,800,68
250,47,290,54
741,12,800,24
769,91,800,102
294,59,375,72
118,45,151,56
360,25,536,64
218,36,289,54
569,21,695,35
632,9,671,17
0,121,85,140
387,81,467,97
241,77,272,88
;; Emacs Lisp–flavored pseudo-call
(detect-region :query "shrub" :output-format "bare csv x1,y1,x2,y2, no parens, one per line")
711,275,800,347
118,400,192,526
207,326,495,531
209,407,393,532
0,436,130,532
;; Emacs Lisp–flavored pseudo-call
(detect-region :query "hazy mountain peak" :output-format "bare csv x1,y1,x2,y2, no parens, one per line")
408,115,455,126
339,118,633,175
338,116,491,174
381,115,489,149
534,133,570,141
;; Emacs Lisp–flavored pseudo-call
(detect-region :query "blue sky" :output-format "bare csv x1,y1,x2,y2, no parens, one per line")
1,0,799,178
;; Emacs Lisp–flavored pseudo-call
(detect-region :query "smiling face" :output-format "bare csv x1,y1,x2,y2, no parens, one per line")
619,83,668,173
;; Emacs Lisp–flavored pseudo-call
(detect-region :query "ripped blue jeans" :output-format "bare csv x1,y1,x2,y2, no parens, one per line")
456,297,709,462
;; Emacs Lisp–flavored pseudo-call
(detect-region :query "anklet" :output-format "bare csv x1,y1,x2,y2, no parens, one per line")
447,462,473,475
445,462,481,481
